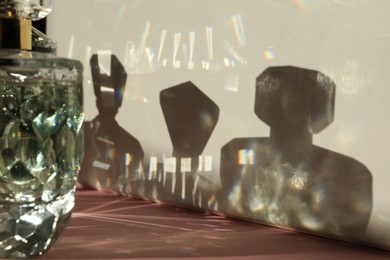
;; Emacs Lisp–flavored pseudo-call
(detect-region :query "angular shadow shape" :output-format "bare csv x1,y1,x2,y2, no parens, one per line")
79,54,144,194
144,81,220,207
220,66,372,240
161,81,220,158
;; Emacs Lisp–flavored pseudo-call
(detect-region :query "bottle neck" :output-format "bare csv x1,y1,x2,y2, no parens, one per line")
270,125,313,150
0,18,32,50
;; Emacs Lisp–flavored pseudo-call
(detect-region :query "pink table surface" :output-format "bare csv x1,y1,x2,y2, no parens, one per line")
41,188,389,260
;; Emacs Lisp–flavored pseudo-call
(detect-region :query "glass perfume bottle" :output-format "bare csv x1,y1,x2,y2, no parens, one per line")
0,0,83,257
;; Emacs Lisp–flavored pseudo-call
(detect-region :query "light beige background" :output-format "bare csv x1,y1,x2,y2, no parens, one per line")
48,0,390,249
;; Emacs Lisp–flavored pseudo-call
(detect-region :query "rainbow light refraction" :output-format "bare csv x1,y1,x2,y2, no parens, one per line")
294,0,310,12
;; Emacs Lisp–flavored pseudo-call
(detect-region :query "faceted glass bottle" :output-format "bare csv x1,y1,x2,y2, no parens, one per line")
0,1,84,258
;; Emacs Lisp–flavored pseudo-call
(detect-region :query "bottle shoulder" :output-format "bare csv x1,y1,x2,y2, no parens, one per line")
0,49,83,71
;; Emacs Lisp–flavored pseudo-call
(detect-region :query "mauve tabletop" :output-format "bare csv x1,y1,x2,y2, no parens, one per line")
41,188,389,260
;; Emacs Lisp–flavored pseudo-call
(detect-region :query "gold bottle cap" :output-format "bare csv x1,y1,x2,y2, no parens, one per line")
0,18,32,50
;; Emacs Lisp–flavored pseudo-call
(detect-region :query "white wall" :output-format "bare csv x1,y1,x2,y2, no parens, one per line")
48,0,390,248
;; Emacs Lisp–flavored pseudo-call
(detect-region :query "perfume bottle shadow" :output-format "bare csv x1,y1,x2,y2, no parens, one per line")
142,81,219,208
79,54,144,194
219,66,372,240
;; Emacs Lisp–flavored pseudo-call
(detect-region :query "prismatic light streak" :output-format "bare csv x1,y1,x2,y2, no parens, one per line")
238,149,254,165
157,30,167,63
231,15,246,48
115,4,127,25
206,26,213,60
114,0,140,25
76,212,194,232
264,47,276,60
188,32,195,70
182,43,188,66
294,0,310,12
173,32,182,68
225,42,247,65
141,21,151,48
145,47,154,71
67,36,74,59
72,194,232,231
84,46,91,68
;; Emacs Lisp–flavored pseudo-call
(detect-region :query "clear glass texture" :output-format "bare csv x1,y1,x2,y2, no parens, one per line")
32,27,57,54
0,49,83,258
0,0,52,20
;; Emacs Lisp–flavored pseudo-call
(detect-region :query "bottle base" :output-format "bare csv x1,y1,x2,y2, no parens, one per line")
0,191,74,258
